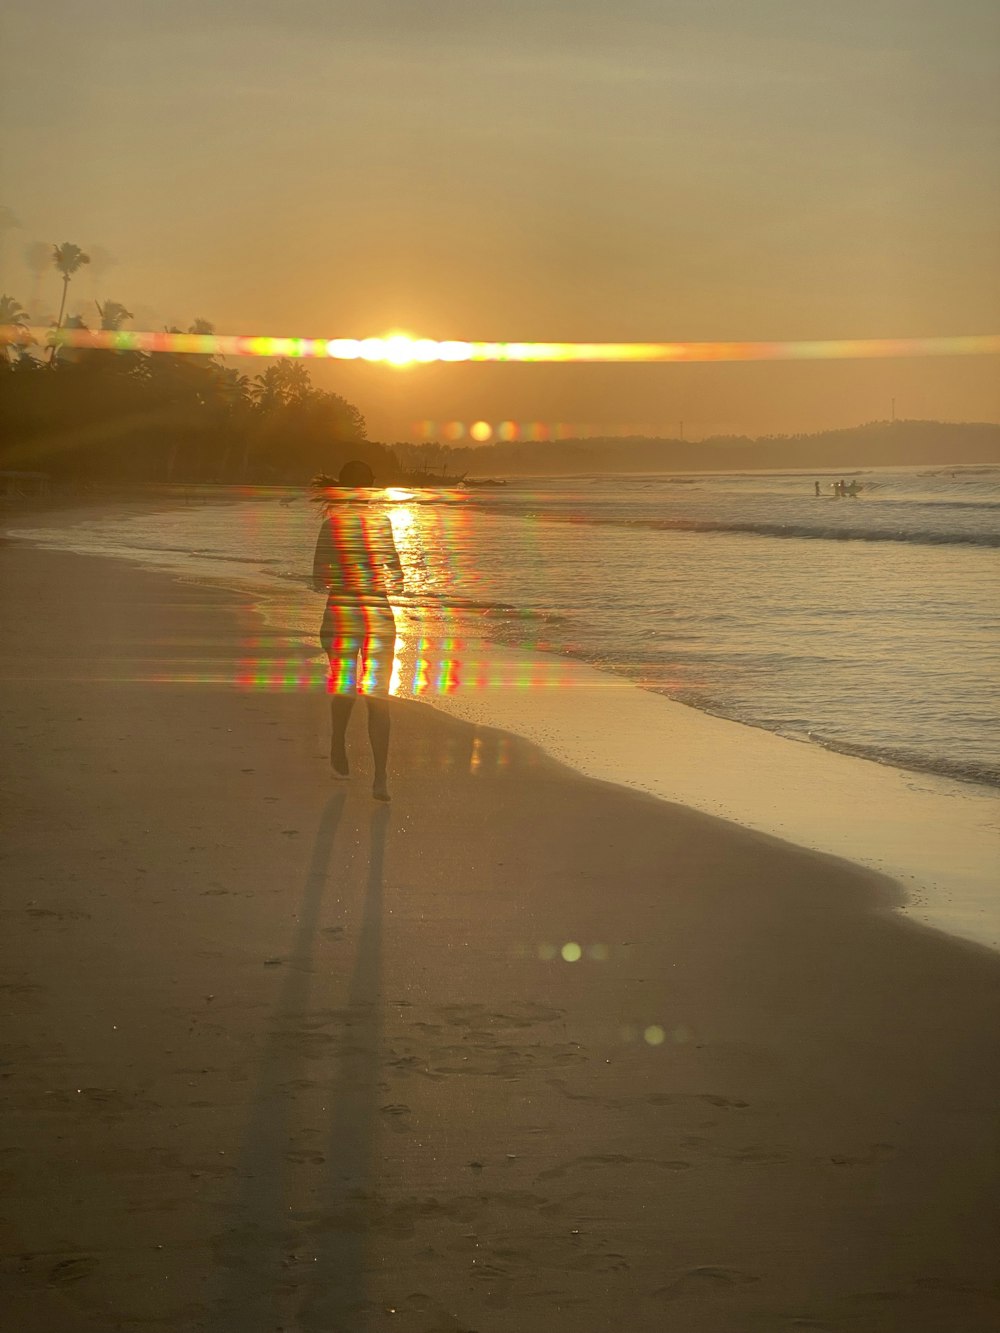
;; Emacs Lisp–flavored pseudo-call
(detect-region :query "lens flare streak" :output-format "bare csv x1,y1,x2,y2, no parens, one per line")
12,326,1000,363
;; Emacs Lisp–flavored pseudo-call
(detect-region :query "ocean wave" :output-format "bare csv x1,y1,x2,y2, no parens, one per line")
491,510,1000,547
805,736,1000,789
422,595,572,624
624,518,1000,547
637,683,1000,788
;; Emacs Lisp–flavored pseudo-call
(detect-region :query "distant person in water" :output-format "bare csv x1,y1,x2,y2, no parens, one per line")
814,480,821,497
311,460,403,801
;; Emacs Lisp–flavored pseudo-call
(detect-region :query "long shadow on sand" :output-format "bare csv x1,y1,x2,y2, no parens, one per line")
212,793,389,1331
296,801,388,1330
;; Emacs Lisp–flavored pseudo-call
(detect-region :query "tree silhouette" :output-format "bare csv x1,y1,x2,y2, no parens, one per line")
0,294,32,364
0,294,29,327
52,243,91,331
1,284,385,484
252,359,313,410
96,300,133,331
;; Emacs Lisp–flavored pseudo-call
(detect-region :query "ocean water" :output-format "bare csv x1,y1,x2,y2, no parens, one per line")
13,464,1000,790
454,466,1000,788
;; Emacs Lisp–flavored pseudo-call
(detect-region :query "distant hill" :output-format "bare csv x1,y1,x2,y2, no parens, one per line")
390,420,1000,477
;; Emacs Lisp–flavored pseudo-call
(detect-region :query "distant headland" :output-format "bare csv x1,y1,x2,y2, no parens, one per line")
398,420,1000,479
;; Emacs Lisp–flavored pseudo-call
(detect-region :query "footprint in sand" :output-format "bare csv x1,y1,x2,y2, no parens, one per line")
26,906,91,921
48,1256,98,1284
549,1087,624,1109
75,1087,125,1105
726,1146,791,1164
646,1092,750,1109
848,1290,905,1304
538,1154,691,1182
488,1003,566,1027
829,1142,896,1167
274,1031,337,1057
546,1080,750,1113
385,1055,445,1081
380,1103,413,1132
436,1003,487,1024
655,1266,761,1299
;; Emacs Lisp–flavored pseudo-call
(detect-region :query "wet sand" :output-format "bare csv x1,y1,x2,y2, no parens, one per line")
1,543,998,1332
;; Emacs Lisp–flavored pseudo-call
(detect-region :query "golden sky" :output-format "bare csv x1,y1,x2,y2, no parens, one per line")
2,0,998,439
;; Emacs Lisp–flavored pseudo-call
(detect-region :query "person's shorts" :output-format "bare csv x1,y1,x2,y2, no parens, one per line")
320,595,397,696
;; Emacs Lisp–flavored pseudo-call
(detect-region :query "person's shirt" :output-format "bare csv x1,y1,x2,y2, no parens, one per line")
312,501,402,600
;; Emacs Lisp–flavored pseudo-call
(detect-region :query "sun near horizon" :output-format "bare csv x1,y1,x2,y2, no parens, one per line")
1,0,998,439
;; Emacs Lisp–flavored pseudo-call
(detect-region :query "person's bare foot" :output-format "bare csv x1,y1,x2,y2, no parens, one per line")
372,775,390,802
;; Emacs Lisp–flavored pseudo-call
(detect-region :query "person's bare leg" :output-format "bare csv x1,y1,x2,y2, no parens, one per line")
329,695,355,778
366,698,391,801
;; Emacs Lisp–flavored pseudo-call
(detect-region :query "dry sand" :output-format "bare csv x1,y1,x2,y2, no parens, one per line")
1,543,998,1332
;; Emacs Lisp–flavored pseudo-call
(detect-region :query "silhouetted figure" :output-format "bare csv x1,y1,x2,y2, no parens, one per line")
814,480,821,497
312,461,403,801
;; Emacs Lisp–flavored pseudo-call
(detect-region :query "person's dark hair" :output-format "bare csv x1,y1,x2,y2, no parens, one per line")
309,461,376,508
338,459,375,488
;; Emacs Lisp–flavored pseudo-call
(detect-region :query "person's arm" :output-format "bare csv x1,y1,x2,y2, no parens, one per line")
312,520,332,592
378,514,404,591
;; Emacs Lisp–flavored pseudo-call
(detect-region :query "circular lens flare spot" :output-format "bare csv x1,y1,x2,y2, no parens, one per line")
561,942,582,963
644,1025,666,1046
470,420,492,442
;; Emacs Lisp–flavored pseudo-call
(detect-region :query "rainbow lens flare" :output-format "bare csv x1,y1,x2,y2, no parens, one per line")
9,326,1000,363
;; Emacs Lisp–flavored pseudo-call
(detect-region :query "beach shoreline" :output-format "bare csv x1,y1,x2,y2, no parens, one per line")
2,541,999,1330
8,489,996,952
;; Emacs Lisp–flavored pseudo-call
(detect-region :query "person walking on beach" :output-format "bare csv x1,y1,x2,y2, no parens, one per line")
311,460,403,801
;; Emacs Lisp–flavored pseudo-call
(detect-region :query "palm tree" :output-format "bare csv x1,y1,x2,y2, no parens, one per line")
51,242,91,331
96,300,133,331
0,293,30,329
251,359,313,409
0,293,32,364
